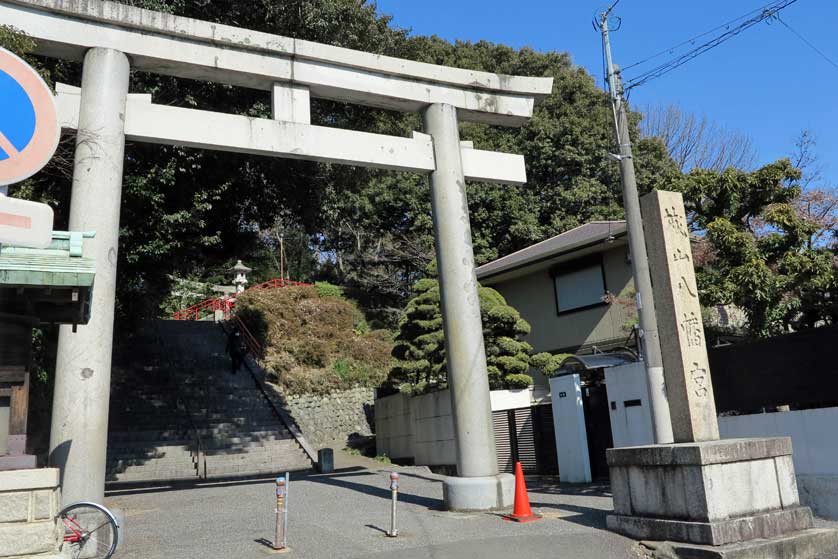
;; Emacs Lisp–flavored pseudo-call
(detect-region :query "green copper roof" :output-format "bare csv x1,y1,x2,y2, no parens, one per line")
0,231,95,288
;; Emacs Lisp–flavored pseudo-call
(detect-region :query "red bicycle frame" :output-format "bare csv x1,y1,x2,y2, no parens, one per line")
63,514,84,543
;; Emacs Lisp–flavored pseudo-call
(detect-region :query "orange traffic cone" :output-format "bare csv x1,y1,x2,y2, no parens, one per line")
503,461,541,523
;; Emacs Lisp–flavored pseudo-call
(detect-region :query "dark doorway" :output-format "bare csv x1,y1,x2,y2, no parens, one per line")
582,380,614,480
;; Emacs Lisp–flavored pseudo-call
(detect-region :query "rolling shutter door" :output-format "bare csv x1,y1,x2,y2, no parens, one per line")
514,408,538,474
493,410,514,473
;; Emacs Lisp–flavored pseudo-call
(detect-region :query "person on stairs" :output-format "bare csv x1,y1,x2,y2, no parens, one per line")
226,325,246,375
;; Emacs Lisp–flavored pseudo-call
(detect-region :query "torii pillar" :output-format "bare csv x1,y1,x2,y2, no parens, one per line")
424,103,513,510
50,47,129,506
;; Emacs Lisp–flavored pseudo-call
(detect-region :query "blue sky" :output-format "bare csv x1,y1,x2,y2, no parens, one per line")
375,0,838,185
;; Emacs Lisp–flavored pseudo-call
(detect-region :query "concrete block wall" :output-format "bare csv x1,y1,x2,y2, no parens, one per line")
0,468,62,558
374,393,413,460
411,391,456,466
283,387,375,450
375,390,456,466
376,387,545,467
719,406,838,520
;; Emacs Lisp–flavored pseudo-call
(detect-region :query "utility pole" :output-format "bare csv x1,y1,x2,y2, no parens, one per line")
599,11,674,445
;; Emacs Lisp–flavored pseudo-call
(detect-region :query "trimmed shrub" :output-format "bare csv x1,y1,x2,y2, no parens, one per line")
531,352,573,377
387,265,534,391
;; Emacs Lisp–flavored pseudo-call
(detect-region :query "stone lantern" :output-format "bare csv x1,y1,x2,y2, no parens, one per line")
230,259,252,293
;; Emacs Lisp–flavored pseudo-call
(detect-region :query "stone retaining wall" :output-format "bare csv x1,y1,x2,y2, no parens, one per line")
282,387,375,450
0,468,62,558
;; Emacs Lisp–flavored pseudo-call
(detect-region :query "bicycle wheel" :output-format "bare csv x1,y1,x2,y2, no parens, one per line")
59,501,119,559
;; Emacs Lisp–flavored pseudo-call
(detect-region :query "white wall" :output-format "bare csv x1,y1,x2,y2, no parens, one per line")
719,407,838,520
604,362,655,448
549,374,592,483
719,408,838,475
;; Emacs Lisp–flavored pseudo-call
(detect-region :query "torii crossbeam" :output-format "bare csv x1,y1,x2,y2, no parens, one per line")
1,0,553,511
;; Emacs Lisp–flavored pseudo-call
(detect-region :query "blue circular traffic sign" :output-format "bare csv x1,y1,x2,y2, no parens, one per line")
0,47,59,186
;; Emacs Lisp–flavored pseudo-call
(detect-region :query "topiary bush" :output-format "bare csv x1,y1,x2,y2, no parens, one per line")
530,352,573,377
387,264,534,392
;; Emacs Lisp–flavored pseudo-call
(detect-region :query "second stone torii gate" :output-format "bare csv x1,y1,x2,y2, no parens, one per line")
3,0,554,510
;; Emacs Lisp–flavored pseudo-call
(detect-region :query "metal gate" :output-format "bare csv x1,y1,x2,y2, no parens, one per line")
493,404,558,474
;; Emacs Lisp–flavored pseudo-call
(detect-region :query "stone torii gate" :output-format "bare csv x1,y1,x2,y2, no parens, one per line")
2,0,553,510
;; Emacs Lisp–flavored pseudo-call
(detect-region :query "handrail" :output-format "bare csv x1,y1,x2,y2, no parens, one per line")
231,314,263,358
217,321,318,466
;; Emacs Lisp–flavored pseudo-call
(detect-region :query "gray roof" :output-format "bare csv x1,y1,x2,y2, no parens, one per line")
476,221,627,280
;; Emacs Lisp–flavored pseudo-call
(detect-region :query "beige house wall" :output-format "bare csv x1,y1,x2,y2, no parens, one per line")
490,245,635,356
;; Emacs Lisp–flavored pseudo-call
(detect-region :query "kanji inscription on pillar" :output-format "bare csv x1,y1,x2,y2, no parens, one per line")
641,190,719,442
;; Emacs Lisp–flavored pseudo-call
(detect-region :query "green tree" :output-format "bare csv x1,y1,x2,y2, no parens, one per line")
388,268,533,392
4,2,680,328
676,159,837,336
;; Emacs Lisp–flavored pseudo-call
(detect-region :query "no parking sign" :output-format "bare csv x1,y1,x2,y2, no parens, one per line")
0,46,58,248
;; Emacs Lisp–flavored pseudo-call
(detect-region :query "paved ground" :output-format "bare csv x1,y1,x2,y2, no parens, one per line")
104,451,838,559
105,452,644,559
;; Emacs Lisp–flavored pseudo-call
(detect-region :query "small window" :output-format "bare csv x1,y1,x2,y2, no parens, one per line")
552,256,607,314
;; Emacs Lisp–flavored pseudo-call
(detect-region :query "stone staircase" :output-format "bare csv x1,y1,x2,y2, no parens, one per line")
106,320,312,484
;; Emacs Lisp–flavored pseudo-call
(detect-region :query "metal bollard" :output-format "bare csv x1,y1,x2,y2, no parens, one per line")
387,472,399,537
274,474,289,550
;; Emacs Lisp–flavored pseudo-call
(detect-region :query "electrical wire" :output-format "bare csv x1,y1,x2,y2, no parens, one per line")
774,15,838,71
603,0,623,19
620,2,784,73
622,0,799,91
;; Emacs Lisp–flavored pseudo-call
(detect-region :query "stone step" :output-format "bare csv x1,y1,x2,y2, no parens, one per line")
108,431,192,442
203,444,302,457
204,462,311,479
205,455,307,468
107,448,194,460
108,459,197,472
106,471,200,483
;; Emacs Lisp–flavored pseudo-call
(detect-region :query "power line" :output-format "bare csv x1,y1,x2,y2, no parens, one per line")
620,2,781,73
603,0,623,20
622,0,799,91
774,15,838,72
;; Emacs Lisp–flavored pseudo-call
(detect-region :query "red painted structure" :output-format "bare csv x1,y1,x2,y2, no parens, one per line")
171,278,310,321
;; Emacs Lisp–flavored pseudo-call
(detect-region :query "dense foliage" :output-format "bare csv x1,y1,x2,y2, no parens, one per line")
387,272,534,392
235,286,392,395
2,0,834,343
2,0,678,328
676,160,837,336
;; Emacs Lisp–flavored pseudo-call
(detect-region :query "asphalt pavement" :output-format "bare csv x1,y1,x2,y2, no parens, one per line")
105,452,645,559
104,451,838,559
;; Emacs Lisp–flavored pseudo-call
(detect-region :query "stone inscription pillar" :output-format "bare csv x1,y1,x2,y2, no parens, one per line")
641,190,719,442
50,48,130,505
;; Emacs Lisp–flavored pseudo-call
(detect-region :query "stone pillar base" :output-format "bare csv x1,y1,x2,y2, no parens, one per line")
607,437,819,546
443,473,514,512
643,528,838,559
